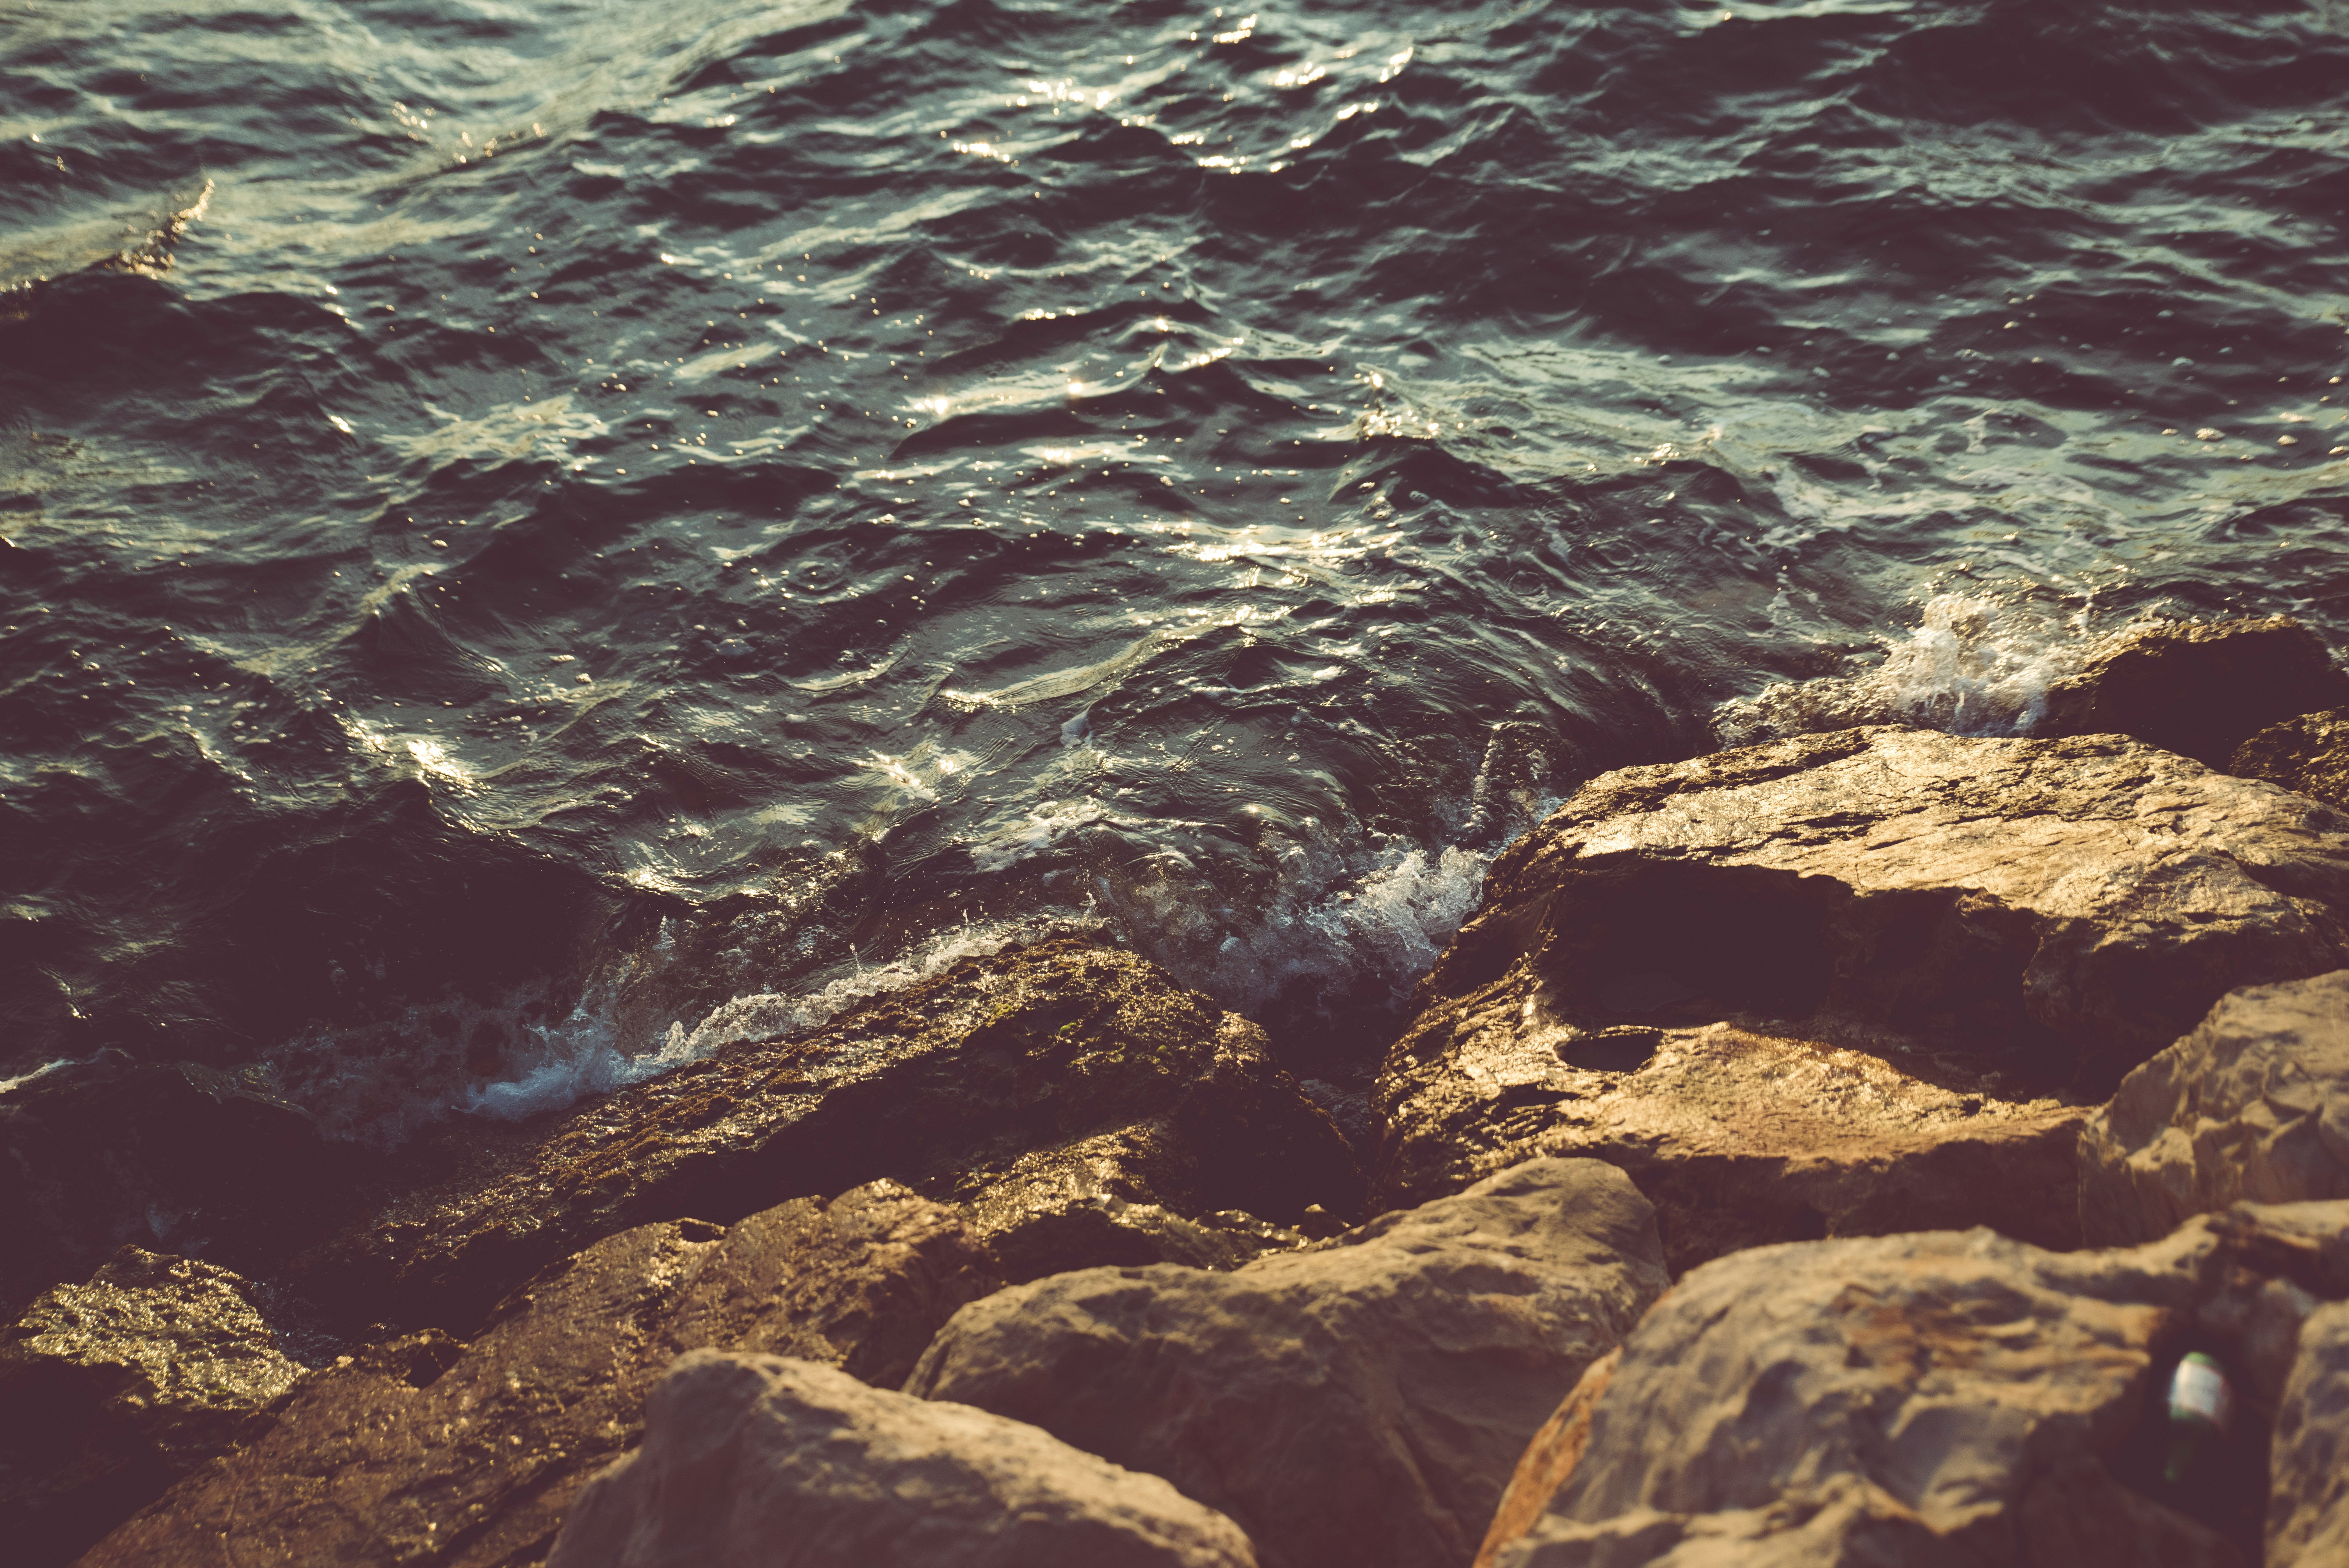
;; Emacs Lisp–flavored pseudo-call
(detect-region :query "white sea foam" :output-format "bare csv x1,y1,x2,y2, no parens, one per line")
1170,838,1496,1013
0,1055,80,1096
1715,592,2090,746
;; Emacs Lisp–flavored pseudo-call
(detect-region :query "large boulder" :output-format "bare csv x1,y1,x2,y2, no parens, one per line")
551,1351,1260,1568
2231,707,2349,813
906,1157,1668,1568
80,1181,1002,1568
2269,1301,2349,1566
1482,1201,2349,1568
1373,728,2349,1260
2038,615,2349,767
0,1248,304,1567
295,941,1363,1333
2081,971,2349,1246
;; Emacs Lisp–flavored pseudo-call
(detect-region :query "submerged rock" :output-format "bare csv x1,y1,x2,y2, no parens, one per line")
907,1157,1668,1568
551,1351,1260,1568
1373,727,2349,1260
0,1248,303,1568
296,941,1362,1333
1482,1201,2349,1568
2038,615,2349,767
2231,706,2349,813
81,1182,1001,1568
2082,971,2349,1246
0,1058,360,1319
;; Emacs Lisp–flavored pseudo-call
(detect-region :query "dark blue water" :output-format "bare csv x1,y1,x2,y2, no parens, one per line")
5,0,2348,1144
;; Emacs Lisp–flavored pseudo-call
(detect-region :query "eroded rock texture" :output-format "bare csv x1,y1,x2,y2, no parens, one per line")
2039,615,2349,767
296,941,1362,1333
1374,727,2349,1262
2082,971,2349,1246
1485,1202,2349,1568
2232,707,2349,813
907,1157,1668,1568
0,1248,303,1567
81,1182,1001,1568
2269,1300,2349,1567
551,1351,1260,1568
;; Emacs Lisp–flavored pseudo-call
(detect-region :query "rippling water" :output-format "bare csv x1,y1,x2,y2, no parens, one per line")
5,0,2349,1140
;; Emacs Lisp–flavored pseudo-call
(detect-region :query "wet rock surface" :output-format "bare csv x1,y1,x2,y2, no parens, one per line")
2082,971,2349,1247
907,1156,1668,1568
81,1182,1001,1568
2232,707,2349,814
551,1350,1261,1568
1373,728,2349,1256
1483,1202,2349,1568
296,941,1362,1334
0,1247,304,1568
2039,615,2349,768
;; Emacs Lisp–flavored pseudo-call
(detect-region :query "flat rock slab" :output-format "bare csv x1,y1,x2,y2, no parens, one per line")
2083,970,2349,1246
907,1157,1668,1568
1485,1201,2349,1568
2039,615,2349,767
1374,728,2349,1251
0,1248,304,1568
81,1182,1002,1568
1390,1013,2085,1271
552,1351,1260,1568
296,941,1362,1332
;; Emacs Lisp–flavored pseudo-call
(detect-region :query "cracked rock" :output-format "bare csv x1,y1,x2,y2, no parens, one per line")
1373,727,2349,1263
906,1156,1668,1568
2082,969,2349,1246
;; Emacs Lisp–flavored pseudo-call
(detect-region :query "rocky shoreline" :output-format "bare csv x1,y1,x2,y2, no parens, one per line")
7,615,2349,1566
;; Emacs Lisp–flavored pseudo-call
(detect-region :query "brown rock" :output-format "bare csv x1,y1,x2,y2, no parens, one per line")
2081,970,2349,1247
2231,706,2349,812
2268,1300,2349,1566
1374,727,2349,1260
2038,614,2349,767
550,1351,1260,1568
906,1157,1669,1568
294,941,1362,1333
1482,1204,2349,1568
0,1248,304,1568
80,1181,1001,1568
1469,1349,1620,1568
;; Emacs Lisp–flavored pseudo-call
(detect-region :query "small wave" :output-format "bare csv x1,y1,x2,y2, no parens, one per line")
1714,593,2092,747
405,815,1510,1139
658,909,1107,1063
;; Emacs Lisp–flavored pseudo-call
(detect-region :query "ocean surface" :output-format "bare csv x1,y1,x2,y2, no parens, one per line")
5,0,2348,1147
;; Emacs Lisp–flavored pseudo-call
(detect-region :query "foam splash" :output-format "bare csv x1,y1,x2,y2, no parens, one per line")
0,1055,78,1096
1172,839,1495,1014
1715,593,2088,746
460,1009,695,1123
